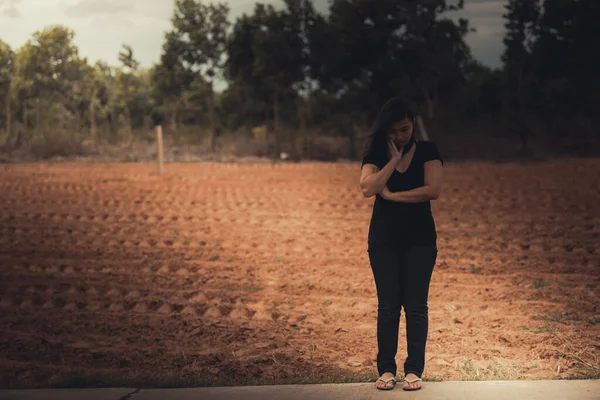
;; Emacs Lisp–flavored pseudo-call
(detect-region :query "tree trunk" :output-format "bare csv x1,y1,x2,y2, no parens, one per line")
23,102,27,129
90,89,97,138
305,92,313,159
273,89,280,158
16,102,26,148
208,81,216,152
299,100,307,159
59,101,65,130
265,111,270,141
127,107,132,133
108,110,117,144
348,128,356,160
432,79,438,118
517,68,530,155
5,89,10,138
423,87,434,120
170,107,177,131
35,104,40,130
126,106,134,145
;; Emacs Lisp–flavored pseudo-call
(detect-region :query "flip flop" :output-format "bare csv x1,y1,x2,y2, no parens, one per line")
375,376,397,390
403,376,422,390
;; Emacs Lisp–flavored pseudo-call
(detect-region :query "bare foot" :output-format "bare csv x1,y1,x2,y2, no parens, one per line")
375,372,395,389
403,373,421,389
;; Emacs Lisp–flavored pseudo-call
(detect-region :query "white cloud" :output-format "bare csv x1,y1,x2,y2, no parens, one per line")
1,0,22,17
64,0,133,17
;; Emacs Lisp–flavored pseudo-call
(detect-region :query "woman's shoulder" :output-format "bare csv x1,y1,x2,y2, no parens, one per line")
417,140,441,152
417,140,444,164
417,140,438,148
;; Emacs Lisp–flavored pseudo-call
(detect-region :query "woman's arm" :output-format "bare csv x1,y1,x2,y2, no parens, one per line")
360,140,403,198
381,159,444,203
360,158,399,198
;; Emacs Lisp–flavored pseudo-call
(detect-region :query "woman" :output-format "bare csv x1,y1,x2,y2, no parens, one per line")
359,97,444,391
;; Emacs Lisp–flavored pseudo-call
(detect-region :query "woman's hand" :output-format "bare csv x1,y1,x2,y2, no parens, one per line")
380,185,394,201
388,139,402,163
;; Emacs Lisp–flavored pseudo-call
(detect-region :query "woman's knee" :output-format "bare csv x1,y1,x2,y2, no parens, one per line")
377,301,401,315
403,303,428,315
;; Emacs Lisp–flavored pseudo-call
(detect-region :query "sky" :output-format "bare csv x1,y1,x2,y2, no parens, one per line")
0,0,507,70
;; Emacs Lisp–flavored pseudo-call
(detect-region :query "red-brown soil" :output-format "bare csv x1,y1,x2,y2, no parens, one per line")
0,159,598,388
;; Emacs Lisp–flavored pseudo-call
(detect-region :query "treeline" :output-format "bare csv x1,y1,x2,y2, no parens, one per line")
0,0,598,160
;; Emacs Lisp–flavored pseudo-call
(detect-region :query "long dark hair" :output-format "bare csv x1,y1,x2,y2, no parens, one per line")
362,97,417,160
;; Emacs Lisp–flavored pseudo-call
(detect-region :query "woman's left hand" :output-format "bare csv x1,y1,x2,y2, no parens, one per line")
380,186,394,200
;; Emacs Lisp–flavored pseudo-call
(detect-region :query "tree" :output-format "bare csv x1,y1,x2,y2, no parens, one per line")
91,61,119,140
12,25,89,139
225,7,273,133
0,40,15,138
310,0,472,157
118,45,140,71
169,0,230,151
86,62,104,138
115,44,142,137
152,31,195,132
502,0,541,154
533,0,600,140
227,0,319,157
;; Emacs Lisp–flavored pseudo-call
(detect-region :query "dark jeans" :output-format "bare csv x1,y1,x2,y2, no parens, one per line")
367,243,438,378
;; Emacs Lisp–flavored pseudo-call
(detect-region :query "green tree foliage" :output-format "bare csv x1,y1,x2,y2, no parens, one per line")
532,0,600,139
499,0,599,152
501,0,540,154
11,26,90,140
225,0,318,156
307,0,473,157
151,32,195,131
3,0,599,159
168,0,230,151
115,44,152,138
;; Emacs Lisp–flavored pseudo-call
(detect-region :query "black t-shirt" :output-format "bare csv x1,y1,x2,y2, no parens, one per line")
361,140,444,248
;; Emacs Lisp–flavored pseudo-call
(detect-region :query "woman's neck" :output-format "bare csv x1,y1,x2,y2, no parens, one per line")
401,139,415,155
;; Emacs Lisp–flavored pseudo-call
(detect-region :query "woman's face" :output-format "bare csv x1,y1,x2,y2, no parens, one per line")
386,117,414,148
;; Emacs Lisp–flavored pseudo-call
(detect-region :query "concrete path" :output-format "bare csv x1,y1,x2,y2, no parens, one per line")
1,380,598,400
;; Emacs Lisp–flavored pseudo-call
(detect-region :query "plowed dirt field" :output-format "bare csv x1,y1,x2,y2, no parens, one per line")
1,159,599,387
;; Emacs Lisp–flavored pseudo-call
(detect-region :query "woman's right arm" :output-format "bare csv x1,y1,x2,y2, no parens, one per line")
360,157,400,198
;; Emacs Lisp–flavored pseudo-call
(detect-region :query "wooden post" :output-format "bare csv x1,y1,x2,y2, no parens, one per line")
156,125,164,174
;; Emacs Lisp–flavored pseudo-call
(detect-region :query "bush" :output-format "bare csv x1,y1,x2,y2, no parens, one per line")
220,133,273,158
309,136,350,161
28,130,87,159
